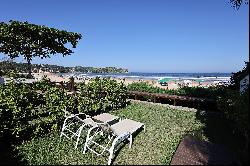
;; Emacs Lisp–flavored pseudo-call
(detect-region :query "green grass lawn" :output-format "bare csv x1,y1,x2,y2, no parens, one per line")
15,102,206,165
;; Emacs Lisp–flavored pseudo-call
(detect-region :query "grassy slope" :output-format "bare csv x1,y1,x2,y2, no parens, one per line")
16,102,205,165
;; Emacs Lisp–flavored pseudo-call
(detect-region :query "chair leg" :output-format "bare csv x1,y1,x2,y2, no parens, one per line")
108,148,114,165
83,134,90,154
60,118,68,138
59,134,62,142
75,126,84,149
129,134,132,148
83,141,88,154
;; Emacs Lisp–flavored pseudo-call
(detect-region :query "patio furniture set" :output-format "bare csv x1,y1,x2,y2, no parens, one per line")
60,109,145,165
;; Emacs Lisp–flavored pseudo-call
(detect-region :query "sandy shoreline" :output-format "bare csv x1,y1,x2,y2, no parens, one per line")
30,72,219,90
112,77,213,90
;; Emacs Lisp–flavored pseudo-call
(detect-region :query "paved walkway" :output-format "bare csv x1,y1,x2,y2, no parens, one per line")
170,135,240,165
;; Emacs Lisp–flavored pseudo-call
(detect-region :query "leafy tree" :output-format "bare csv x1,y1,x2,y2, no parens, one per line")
229,61,249,90
230,0,249,9
0,20,82,78
0,60,128,75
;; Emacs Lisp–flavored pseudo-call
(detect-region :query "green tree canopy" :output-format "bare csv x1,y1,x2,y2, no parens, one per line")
230,61,249,90
0,20,82,77
230,0,249,9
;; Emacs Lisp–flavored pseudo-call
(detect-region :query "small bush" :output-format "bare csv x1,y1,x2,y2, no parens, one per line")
127,82,226,100
0,80,75,143
77,77,129,115
32,76,55,92
217,86,249,158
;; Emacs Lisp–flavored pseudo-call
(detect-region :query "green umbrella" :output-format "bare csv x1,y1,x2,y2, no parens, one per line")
194,79,205,83
159,78,171,83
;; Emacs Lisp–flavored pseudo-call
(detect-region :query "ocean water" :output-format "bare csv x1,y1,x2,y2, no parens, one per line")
59,72,232,83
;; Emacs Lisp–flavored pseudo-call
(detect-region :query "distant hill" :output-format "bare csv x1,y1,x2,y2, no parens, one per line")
0,61,128,75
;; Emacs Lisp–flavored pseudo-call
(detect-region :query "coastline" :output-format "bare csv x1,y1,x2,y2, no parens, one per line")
37,72,229,90
2,72,230,90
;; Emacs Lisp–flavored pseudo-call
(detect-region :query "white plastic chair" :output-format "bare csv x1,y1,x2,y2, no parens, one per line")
83,118,145,165
60,108,96,149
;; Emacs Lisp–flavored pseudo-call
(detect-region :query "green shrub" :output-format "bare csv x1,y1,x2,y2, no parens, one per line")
217,86,249,152
32,76,55,92
127,82,226,100
229,62,249,90
175,86,227,99
0,77,128,143
0,81,44,140
77,77,128,115
0,80,75,142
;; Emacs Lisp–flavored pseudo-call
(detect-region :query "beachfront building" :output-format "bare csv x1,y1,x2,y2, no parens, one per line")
240,74,249,94
70,67,75,72
38,68,43,73
0,76,5,85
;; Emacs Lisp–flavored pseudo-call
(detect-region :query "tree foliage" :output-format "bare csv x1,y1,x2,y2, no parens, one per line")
229,61,249,90
230,0,249,9
0,20,82,76
77,77,128,115
0,80,74,141
0,61,128,74
0,20,82,59
127,82,226,100
0,77,128,143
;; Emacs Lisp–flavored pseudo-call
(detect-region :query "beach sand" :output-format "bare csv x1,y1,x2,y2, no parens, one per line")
111,78,212,90
33,72,70,82
32,72,216,90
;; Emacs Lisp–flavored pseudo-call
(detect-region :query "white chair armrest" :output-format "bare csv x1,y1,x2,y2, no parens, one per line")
87,122,106,136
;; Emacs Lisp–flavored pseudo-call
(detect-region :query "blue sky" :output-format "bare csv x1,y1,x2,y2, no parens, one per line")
0,0,249,73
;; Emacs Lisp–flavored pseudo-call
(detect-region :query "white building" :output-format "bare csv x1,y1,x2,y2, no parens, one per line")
240,75,249,94
0,76,4,85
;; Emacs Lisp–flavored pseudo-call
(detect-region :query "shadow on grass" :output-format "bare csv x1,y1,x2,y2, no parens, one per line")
82,127,144,165
82,133,129,165
109,142,127,165
110,127,144,165
0,127,53,165
193,110,248,164
0,138,28,165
